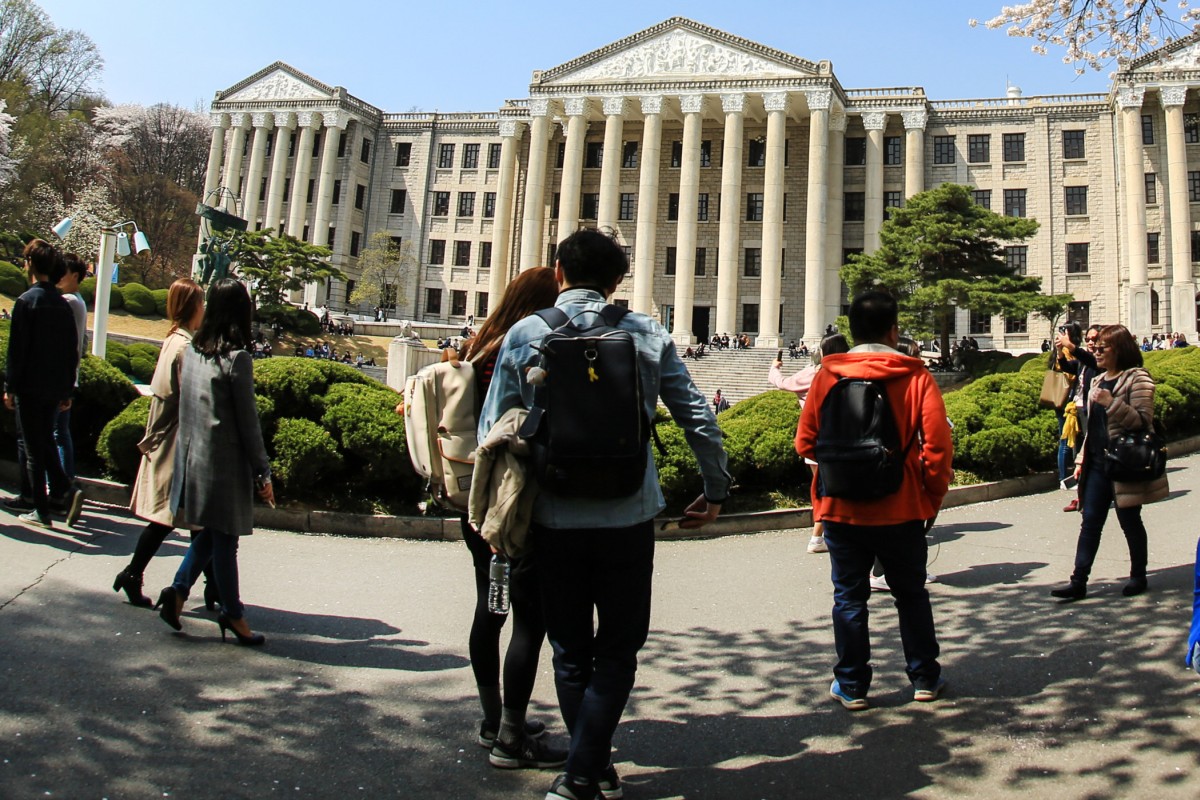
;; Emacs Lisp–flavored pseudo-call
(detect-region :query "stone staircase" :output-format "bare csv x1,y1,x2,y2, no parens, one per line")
678,347,812,407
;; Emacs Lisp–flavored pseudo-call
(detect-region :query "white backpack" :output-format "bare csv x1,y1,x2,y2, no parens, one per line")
403,354,479,512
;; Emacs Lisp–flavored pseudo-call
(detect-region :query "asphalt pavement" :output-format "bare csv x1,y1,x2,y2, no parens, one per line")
1,454,1198,799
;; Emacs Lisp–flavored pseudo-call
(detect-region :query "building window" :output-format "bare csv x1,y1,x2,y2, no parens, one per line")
1187,114,1200,144
327,227,335,248
433,191,450,216
360,138,371,164
695,247,706,276
288,133,296,157
438,144,455,169
1005,245,1028,275
306,179,315,204
1002,132,1026,162
332,180,341,205
395,142,411,167
585,141,604,168
622,141,638,169
1142,114,1155,145
1066,242,1090,273
884,136,902,165
581,193,599,220
742,303,759,332
550,193,560,219
700,140,712,167
747,138,766,167
844,191,866,222
1145,172,1158,204
390,189,406,214
354,184,366,210
429,239,445,265
483,192,496,218
967,134,990,163
844,137,867,166
884,191,903,216
480,241,492,267
933,135,955,164
697,193,709,221
555,143,565,169
1151,289,1161,326
619,192,636,221
454,241,471,267
670,141,683,168
457,192,475,217
1193,230,1200,261
451,290,468,317
969,309,992,334
476,292,489,318
487,143,502,169
349,231,361,257
462,143,479,169
621,246,632,274
390,236,403,248
746,192,764,222
744,247,761,277
1147,232,1160,264
1005,315,1028,334
302,224,309,242
972,189,992,210
1064,186,1088,216
426,288,442,315
1190,171,1200,202
667,193,680,221
337,132,347,158
665,246,677,275
1062,129,1086,159
283,178,290,201
1004,188,1027,217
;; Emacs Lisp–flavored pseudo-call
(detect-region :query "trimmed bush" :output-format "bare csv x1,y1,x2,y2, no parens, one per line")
79,277,96,308
121,282,157,316
97,396,151,481
271,417,344,497
719,391,805,490
129,356,156,383
320,382,419,499
107,283,125,310
257,303,321,335
74,355,139,458
253,356,377,420
151,288,168,317
0,260,26,297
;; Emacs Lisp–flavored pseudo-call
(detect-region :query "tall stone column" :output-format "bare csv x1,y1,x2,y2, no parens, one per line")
519,99,553,271
758,91,790,347
824,109,847,334
242,114,273,227
263,112,296,236
1119,86,1151,335
597,96,627,233
203,113,229,200
632,95,664,317
557,97,590,242
902,109,927,199
862,111,886,252
1162,85,1196,339
222,114,249,210
715,93,745,337
488,119,524,310
672,94,706,343
306,111,347,307
287,113,321,239
803,89,831,342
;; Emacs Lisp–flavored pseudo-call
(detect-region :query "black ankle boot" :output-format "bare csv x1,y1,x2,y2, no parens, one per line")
1122,577,1147,597
1051,581,1087,600
113,570,153,607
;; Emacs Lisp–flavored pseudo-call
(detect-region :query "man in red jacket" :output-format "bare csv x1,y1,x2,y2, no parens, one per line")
796,290,953,711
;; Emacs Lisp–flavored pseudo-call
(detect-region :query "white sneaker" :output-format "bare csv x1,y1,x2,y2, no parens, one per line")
926,573,938,584
807,535,828,554
869,574,890,592
18,511,52,530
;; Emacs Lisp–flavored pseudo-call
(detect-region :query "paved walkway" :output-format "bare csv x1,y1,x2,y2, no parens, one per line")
1,456,1198,799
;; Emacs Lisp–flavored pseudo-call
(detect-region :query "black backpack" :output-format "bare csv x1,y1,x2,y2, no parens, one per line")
518,304,650,499
814,377,916,501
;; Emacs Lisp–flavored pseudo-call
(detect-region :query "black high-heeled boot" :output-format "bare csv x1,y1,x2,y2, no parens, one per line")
155,587,183,631
217,613,264,646
113,570,153,607
203,581,221,612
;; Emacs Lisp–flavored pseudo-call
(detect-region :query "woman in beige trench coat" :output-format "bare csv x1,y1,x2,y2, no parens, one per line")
112,279,207,607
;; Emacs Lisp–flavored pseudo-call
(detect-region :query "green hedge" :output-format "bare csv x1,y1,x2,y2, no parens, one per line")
320,382,420,499
73,355,140,459
257,303,321,335
122,282,157,316
151,288,168,317
104,340,161,383
0,260,25,297
253,357,375,419
97,395,151,481
78,278,125,311
271,417,344,496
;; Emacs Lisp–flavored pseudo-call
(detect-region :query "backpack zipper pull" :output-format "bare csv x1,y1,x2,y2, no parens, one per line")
585,349,599,382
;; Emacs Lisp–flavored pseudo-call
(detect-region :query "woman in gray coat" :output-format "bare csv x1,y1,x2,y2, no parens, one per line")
156,279,274,645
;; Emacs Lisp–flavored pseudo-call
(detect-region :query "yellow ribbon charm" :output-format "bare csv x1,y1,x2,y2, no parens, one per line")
1061,401,1079,449
587,366,599,382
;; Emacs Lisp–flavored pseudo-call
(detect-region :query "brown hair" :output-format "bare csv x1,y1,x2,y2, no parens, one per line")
24,238,64,283
461,267,559,367
811,332,849,365
166,278,204,335
1096,324,1142,371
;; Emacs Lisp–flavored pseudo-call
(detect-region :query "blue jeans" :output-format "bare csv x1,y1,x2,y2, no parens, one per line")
53,406,74,482
823,520,941,698
1056,412,1074,482
172,528,245,619
533,520,654,782
1071,462,1148,584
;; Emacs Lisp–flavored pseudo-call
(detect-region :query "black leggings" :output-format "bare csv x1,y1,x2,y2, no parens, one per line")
125,520,216,588
462,517,546,712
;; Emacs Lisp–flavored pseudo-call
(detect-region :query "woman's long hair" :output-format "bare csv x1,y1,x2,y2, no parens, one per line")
166,278,204,335
461,267,559,366
193,278,252,357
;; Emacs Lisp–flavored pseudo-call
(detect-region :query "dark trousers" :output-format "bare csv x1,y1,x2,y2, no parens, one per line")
1071,462,1148,584
462,518,546,715
823,520,941,698
14,396,70,520
172,528,244,619
53,406,74,482
534,520,655,781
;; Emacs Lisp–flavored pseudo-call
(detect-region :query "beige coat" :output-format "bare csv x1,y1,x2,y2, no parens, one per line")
129,329,192,527
468,408,536,557
1078,366,1169,508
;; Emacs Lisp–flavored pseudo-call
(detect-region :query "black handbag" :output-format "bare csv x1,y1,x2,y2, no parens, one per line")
1103,429,1167,482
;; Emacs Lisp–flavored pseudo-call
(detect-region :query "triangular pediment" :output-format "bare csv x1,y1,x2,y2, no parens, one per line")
537,18,820,86
1127,31,1200,72
218,62,336,102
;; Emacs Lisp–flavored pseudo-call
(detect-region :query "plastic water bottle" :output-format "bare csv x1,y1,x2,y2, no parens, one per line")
488,553,510,615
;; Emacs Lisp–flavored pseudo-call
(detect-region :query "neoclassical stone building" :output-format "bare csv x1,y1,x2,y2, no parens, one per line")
203,17,1200,345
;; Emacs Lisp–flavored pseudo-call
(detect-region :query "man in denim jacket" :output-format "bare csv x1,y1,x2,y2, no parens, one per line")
479,228,730,800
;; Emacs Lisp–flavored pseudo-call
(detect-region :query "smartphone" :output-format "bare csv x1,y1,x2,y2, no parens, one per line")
776,349,784,361
1060,476,1078,491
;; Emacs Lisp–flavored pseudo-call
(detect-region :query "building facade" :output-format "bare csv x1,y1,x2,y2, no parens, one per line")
203,17,1200,345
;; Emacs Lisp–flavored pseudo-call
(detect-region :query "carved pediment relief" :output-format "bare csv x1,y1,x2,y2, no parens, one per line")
223,67,333,102
1143,40,1200,71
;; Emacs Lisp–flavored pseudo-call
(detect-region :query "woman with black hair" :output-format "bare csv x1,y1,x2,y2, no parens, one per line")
1051,322,1083,486
156,279,273,645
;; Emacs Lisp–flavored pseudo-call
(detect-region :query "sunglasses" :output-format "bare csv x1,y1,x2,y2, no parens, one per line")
1094,345,1109,352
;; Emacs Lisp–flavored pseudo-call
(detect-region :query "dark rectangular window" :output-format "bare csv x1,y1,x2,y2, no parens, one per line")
354,184,366,210
360,138,371,164
744,247,761,277
450,290,467,317
283,178,291,201
337,132,346,158
1066,242,1090,273
433,191,450,216
1004,188,1027,217
555,142,565,169
1193,230,1200,262
585,141,604,168
619,192,636,221
1062,130,1086,159
968,134,990,163
480,241,492,267
1005,315,1028,334
550,193,560,219
1189,171,1200,202
288,133,296,157
429,239,445,265
457,192,475,217
476,292,489,318
697,193,709,221
1064,186,1088,216
332,180,341,205
884,136,902,165
1147,232,1160,264
390,189,406,214
462,143,479,169
845,191,866,222
309,133,320,157
884,191,903,216
746,192,764,222
302,224,309,242
487,143,502,169
667,193,679,221
438,144,455,169
742,303,759,332
933,135,955,164
581,193,599,220
665,246,677,276
969,309,992,334
700,140,712,167
1003,133,1025,162
327,227,335,248
972,189,992,210
1005,245,1028,275
454,240,471,267
306,179,315,204
844,137,867,166
260,176,267,199
1187,114,1200,144
483,192,496,218
1142,114,1155,145
425,288,442,315
695,247,706,276
747,138,766,167
395,142,411,167
622,141,638,169
349,231,361,257
1145,172,1158,204
670,141,682,168
390,236,403,248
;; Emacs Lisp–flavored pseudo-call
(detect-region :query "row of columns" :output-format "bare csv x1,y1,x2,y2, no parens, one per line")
508,91,928,343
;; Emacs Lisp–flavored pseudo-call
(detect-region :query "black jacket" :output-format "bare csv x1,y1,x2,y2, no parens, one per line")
4,282,79,401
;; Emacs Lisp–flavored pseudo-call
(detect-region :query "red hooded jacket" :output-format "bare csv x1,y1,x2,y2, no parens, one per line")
795,349,953,526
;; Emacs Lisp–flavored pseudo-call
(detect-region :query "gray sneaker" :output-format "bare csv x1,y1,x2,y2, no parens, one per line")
18,511,52,530
489,733,568,770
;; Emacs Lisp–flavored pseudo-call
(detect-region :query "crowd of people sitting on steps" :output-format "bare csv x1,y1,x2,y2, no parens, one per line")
291,340,375,367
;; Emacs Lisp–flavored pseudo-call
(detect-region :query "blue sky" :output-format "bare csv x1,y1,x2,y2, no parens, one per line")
37,0,1118,112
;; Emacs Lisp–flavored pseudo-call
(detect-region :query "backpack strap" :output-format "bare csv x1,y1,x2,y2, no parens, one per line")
598,304,632,328
535,307,569,330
